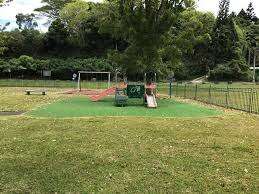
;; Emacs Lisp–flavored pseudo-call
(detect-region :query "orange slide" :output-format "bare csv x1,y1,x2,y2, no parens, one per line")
89,87,116,102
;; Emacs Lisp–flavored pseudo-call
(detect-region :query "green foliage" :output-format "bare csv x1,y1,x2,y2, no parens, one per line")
0,0,258,81
210,59,252,81
0,56,117,79
3,29,44,57
16,13,38,30
60,0,102,48
246,2,257,22
0,33,8,55
174,9,215,76
102,0,195,76
35,0,75,19
45,19,69,53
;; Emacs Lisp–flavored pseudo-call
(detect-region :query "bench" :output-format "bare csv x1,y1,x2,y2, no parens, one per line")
25,90,46,95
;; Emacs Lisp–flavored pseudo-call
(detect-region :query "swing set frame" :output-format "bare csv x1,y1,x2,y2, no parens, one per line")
77,71,111,91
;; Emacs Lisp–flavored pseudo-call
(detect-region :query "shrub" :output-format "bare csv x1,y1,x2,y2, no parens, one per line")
0,55,117,79
210,59,252,81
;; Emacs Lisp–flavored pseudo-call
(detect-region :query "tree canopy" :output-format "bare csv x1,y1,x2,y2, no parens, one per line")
0,0,258,81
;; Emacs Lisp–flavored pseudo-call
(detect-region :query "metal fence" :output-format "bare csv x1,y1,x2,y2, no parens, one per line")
173,84,259,114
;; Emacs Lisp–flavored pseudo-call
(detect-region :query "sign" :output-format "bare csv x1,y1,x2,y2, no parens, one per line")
126,84,145,98
43,70,51,77
73,73,77,79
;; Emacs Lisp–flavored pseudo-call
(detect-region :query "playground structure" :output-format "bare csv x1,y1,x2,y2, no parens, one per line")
114,72,158,108
66,70,158,108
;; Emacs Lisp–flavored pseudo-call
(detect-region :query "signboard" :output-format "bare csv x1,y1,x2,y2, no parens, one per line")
126,84,145,98
72,73,77,81
43,70,51,77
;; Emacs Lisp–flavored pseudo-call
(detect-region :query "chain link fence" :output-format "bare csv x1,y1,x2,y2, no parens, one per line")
173,84,259,114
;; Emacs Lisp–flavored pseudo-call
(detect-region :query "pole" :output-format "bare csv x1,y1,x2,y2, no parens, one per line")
209,84,212,103
195,84,198,100
248,49,251,67
253,50,256,83
78,72,81,91
169,81,172,98
108,73,111,88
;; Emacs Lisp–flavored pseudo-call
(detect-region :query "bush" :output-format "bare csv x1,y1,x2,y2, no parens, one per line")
0,55,117,79
210,59,252,81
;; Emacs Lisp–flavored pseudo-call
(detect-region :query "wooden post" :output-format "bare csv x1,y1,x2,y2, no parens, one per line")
195,84,198,100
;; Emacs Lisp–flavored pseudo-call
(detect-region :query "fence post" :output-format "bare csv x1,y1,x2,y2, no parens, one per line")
225,86,229,108
208,84,212,103
249,88,253,113
175,82,178,97
195,84,198,100
169,81,172,98
184,84,187,98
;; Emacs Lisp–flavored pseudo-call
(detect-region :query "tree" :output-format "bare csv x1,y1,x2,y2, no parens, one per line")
175,10,215,77
0,33,8,55
211,0,234,65
0,22,10,32
60,0,95,47
217,0,230,23
0,0,12,54
0,0,12,6
246,2,257,22
16,13,38,30
210,0,252,81
35,0,75,19
45,18,69,54
101,0,195,76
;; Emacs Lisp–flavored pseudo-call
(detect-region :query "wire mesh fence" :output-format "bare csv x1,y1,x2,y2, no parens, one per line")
0,79,114,89
173,84,259,114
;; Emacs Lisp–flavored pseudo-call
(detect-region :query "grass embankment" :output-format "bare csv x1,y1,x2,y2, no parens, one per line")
0,87,258,192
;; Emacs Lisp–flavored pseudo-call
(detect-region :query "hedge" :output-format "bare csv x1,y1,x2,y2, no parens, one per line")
0,55,117,79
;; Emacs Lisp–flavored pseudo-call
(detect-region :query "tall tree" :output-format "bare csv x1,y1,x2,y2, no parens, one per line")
175,10,215,77
246,2,257,22
45,18,69,54
16,13,38,30
60,0,114,53
211,0,234,65
35,0,75,19
217,0,230,23
101,0,195,75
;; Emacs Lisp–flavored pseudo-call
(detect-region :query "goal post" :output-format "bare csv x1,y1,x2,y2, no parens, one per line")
77,71,111,91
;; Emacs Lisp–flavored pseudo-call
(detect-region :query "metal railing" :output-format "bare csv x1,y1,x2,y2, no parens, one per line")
173,84,259,114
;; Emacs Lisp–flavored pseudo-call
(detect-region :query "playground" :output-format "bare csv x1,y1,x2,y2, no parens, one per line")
0,71,258,193
0,84,258,192
28,97,221,118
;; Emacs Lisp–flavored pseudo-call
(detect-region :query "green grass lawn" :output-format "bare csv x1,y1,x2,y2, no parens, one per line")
28,97,221,118
0,87,258,192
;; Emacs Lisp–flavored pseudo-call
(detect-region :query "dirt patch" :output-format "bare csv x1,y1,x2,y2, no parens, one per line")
0,111,25,116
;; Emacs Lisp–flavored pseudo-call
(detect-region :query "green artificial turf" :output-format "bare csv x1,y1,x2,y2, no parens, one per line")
28,97,221,118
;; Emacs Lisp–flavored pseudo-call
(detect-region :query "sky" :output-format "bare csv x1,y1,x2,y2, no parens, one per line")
0,0,258,32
